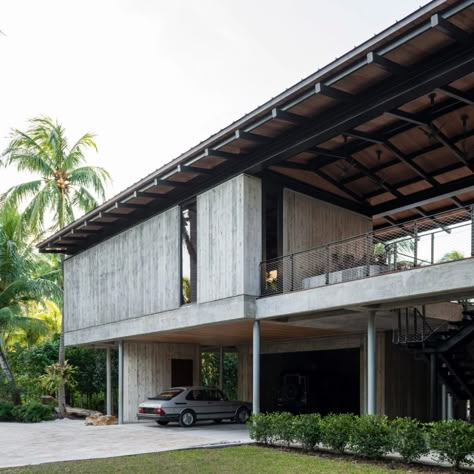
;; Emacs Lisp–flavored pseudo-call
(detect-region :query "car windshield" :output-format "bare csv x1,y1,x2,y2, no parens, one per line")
148,389,183,401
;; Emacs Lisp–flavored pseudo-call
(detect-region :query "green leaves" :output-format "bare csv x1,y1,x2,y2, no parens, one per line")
1,116,109,232
391,417,428,463
430,419,474,468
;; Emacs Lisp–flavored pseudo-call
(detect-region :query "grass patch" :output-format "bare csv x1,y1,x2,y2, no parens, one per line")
0,445,449,474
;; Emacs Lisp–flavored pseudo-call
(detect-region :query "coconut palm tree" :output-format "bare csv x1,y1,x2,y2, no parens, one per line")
0,205,61,402
1,116,110,416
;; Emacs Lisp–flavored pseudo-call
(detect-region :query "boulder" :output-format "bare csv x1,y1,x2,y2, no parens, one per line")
40,395,56,405
85,414,118,426
55,406,103,418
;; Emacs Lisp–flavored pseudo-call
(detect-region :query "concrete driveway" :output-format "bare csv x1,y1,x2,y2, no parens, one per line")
0,419,251,468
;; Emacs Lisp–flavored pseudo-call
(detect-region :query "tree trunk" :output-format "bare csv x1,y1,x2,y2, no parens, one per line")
0,344,20,404
57,254,67,418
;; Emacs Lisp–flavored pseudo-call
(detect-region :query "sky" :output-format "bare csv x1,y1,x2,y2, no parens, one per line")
0,0,434,198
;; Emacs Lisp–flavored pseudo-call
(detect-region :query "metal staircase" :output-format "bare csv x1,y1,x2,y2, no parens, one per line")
393,306,474,402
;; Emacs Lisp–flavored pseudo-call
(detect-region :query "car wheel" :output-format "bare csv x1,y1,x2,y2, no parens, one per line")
156,421,169,426
179,409,196,428
235,407,250,424
213,419,222,424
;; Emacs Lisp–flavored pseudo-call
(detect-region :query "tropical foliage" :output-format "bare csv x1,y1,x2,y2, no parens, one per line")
1,116,110,232
0,117,112,416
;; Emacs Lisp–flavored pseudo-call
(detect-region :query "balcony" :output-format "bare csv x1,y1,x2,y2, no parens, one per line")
260,205,474,297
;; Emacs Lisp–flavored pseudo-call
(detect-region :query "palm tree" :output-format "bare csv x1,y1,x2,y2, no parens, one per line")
1,117,110,416
0,205,61,402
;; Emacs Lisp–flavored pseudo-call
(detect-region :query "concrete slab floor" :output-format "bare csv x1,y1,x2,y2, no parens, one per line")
0,419,252,468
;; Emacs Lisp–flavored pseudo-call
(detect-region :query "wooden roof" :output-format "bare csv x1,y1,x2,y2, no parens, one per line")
39,0,474,254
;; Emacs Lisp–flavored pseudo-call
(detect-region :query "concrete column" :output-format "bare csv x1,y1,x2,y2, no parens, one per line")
367,311,376,415
441,384,447,421
219,347,224,391
118,340,124,424
252,320,260,415
447,392,454,420
430,354,438,421
106,347,113,416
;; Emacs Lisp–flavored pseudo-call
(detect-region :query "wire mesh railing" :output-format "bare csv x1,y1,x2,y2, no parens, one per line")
261,205,474,296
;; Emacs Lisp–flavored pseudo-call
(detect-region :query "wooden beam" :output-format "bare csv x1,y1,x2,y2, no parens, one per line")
271,108,312,126
437,86,474,105
132,190,167,200
315,83,353,102
431,14,472,45
265,170,370,216
367,52,405,75
204,148,240,160
235,130,268,144
344,130,384,144
372,175,474,217
177,164,214,175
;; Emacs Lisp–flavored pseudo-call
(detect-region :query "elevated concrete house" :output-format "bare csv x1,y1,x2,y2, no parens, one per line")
39,0,474,424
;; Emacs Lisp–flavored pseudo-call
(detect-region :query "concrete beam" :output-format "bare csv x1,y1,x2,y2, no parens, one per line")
256,259,474,320
64,294,256,346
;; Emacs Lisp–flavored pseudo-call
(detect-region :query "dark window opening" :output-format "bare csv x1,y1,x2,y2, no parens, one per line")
263,183,282,261
171,358,194,387
181,200,197,304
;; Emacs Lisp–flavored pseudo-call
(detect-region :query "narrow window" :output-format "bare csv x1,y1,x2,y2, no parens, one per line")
181,199,197,304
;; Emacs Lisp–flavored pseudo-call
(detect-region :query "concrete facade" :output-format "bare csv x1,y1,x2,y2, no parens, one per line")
61,172,472,423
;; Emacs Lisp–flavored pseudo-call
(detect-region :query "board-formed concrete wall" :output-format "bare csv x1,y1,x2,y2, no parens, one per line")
283,189,372,254
123,342,200,422
64,206,181,332
197,174,262,303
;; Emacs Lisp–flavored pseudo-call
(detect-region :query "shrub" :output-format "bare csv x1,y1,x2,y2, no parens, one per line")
293,414,322,450
430,420,474,469
321,413,355,453
248,413,273,444
0,400,15,421
12,401,54,423
351,415,392,459
269,412,295,447
391,417,428,463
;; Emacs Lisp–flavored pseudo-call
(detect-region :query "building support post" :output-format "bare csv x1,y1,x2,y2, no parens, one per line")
441,384,447,421
219,347,224,391
430,353,438,421
106,347,113,416
367,311,376,415
447,393,454,420
118,340,124,424
252,320,260,415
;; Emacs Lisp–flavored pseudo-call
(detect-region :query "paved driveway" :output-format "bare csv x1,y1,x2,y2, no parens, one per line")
0,419,251,468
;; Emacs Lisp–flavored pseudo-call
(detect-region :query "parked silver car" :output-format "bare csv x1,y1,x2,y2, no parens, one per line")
137,386,252,427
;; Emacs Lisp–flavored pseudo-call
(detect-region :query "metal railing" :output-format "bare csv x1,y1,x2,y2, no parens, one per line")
392,307,448,346
261,205,474,296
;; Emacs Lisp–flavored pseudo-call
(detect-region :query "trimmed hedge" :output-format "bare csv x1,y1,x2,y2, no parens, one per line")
248,413,474,468
429,419,474,468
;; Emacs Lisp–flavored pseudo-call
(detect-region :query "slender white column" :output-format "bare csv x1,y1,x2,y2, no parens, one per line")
118,340,124,424
367,311,376,415
106,347,113,416
219,347,224,391
252,320,260,415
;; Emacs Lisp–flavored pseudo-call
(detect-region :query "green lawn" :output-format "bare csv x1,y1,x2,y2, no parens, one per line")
0,446,441,474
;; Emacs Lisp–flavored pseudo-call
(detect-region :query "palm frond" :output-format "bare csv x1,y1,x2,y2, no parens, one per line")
68,166,110,201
